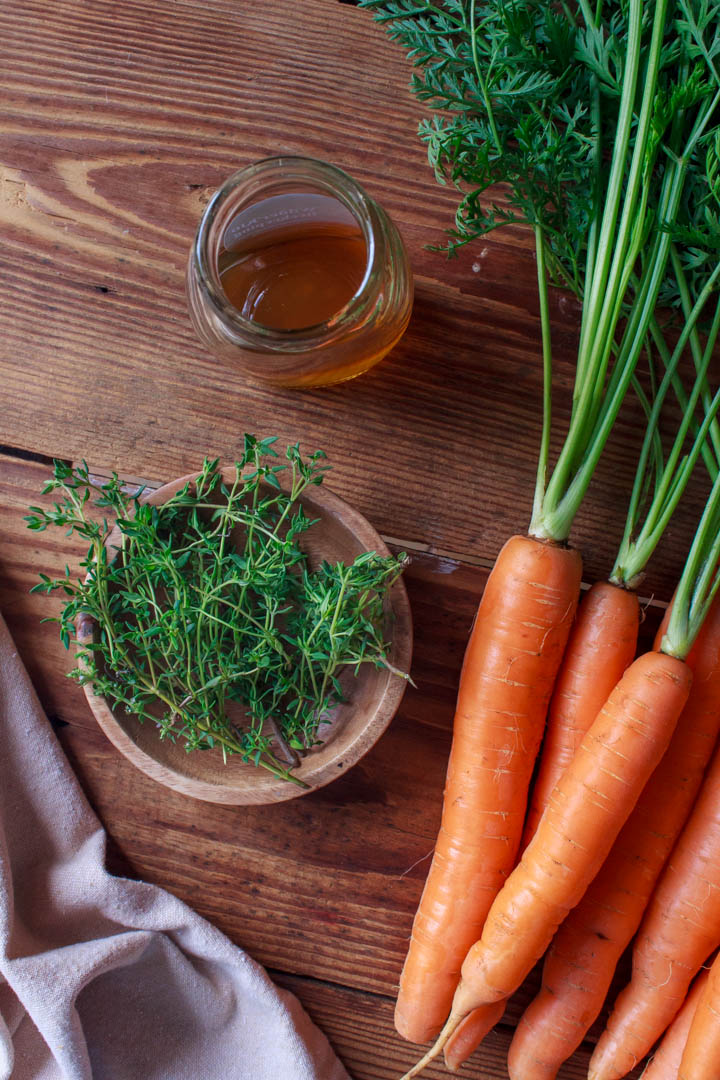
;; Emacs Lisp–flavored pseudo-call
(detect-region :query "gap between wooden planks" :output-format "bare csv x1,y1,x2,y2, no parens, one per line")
2,445,652,1079
73,457,674,611
0,0,710,600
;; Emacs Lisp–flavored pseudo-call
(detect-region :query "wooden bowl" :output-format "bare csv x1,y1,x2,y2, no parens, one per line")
76,468,412,804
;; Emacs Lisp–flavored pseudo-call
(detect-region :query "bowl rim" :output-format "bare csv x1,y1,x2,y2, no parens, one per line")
76,466,413,804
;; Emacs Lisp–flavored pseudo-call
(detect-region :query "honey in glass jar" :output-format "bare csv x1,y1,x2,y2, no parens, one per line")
186,157,413,388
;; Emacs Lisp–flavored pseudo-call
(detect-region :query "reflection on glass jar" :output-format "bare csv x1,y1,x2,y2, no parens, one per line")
186,157,413,389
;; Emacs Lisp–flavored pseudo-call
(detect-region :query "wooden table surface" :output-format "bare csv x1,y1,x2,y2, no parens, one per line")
0,2,702,1077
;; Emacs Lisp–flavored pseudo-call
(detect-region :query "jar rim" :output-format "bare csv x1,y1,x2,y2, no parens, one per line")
191,156,382,345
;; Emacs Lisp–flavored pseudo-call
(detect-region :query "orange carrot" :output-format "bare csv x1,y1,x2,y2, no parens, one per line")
446,579,639,1071
678,952,720,1079
456,651,691,1003
442,1001,506,1073
589,741,720,1080
507,594,720,1079
401,650,692,1077
394,535,582,1044
523,581,639,844
642,966,710,1080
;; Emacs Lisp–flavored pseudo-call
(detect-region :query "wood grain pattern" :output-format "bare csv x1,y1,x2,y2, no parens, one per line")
0,450,653,1078
0,0,699,1075
0,0,708,598
274,974,622,1080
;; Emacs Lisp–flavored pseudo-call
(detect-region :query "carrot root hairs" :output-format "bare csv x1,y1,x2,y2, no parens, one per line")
678,952,720,1080
398,1013,464,1079
642,965,710,1079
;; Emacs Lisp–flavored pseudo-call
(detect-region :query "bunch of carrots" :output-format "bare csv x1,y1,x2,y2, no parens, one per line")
395,359,720,1080
360,0,720,1076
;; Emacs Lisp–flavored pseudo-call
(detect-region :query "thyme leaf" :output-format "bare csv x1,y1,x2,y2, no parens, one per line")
26,438,408,784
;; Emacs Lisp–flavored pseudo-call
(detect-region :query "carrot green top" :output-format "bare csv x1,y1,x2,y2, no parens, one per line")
609,266,720,590
363,0,720,545
662,468,720,660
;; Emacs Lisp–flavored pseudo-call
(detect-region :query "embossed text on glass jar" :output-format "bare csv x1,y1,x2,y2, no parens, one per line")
186,157,413,389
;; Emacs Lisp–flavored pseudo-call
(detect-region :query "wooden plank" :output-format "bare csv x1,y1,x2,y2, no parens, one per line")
0,451,488,993
274,973,645,1080
0,450,93,723
0,449,659,1079
0,0,707,595
0,456,494,997
54,716,641,1042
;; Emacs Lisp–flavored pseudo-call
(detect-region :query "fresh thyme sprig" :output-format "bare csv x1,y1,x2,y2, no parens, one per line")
26,437,408,785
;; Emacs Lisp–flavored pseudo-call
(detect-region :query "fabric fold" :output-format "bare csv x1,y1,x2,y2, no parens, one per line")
0,613,350,1080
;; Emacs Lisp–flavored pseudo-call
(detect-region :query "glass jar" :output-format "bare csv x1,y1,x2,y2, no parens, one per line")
186,157,413,388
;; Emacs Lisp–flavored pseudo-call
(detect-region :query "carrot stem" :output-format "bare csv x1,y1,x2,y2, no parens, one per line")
611,275,720,586
671,247,720,465
648,314,720,482
532,0,667,542
531,225,553,530
664,465,720,659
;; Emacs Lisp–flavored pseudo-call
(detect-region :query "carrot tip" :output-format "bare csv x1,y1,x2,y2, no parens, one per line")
399,1014,464,1079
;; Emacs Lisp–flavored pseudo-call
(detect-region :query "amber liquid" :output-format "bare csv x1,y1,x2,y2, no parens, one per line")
218,195,368,332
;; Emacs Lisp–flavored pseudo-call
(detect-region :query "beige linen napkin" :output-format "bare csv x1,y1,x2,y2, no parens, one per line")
0,613,351,1080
